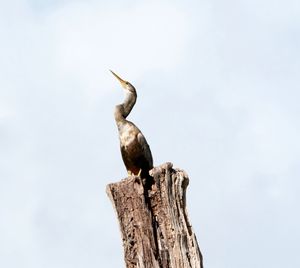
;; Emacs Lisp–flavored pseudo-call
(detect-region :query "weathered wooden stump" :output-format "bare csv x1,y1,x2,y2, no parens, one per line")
106,162,203,268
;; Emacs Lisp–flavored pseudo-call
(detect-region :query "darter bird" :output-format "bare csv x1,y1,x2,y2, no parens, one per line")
110,70,153,180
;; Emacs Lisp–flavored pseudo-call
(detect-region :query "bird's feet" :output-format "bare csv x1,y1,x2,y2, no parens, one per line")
127,169,142,178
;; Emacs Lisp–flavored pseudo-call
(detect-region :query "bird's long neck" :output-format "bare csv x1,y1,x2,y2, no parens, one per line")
114,90,137,130
122,90,136,118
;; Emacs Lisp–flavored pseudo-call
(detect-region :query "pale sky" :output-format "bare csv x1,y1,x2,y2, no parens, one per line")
1,0,300,267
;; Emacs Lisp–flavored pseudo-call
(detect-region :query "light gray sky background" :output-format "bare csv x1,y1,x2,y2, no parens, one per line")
1,0,299,267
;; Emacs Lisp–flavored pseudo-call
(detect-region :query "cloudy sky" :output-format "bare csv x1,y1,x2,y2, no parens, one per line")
1,0,299,267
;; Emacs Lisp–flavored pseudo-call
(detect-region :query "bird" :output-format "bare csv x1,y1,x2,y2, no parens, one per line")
110,70,153,180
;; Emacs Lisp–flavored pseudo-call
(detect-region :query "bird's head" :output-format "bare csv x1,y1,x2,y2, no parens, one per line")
110,70,136,93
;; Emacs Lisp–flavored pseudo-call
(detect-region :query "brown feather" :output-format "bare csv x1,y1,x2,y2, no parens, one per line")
112,71,153,179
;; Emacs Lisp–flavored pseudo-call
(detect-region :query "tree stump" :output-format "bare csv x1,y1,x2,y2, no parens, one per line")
106,162,203,268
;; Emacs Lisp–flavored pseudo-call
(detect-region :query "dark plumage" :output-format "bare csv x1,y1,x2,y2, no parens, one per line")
111,70,153,179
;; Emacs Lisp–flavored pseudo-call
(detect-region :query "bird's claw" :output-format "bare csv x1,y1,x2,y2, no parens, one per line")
127,169,142,177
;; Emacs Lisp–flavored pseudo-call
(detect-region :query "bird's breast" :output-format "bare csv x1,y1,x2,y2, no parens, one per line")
119,128,136,148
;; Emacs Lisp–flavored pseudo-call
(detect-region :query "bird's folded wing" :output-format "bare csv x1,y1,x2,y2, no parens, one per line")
137,132,153,167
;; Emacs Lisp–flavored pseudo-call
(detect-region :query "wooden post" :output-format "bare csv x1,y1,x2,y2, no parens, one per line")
106,162,204,268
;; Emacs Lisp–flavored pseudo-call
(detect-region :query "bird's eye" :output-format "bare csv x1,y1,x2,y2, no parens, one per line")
126,82,129,85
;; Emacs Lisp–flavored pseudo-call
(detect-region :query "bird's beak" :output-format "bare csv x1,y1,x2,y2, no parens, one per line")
110,70,127,88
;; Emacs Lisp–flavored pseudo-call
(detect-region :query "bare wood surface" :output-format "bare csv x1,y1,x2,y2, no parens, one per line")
106,162,203,268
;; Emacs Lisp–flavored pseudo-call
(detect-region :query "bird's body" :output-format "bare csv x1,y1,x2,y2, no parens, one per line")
111,71,153,178
118,121,153,178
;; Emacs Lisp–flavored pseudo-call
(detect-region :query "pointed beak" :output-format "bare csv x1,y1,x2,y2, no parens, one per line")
110,70,127,88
